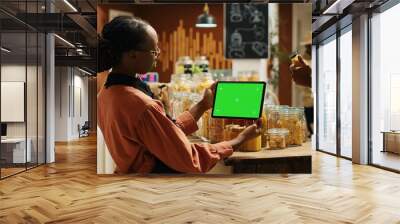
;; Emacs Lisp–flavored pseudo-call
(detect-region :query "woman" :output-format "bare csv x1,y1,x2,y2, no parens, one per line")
98,16,260,174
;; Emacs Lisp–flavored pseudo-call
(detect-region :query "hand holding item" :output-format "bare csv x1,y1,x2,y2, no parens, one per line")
289,55,312,87
200,81,217,110
228,124,262,151
238,124,261,141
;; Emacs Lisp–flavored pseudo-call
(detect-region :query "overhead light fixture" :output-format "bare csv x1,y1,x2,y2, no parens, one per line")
1,47,11,53
77,67,93,76
76,48,87,56
196,3,217,28
63,0,78,12
54,34,75,48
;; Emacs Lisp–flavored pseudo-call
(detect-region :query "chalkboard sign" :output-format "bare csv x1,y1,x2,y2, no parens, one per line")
224,3,268,59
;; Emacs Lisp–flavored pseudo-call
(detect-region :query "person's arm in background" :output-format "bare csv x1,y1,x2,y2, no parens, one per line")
290,55,312,88
135,103,260,173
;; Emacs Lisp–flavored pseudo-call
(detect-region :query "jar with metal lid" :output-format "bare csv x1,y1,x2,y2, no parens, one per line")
194,56,209,73
175,56,193,75
267,128,289,149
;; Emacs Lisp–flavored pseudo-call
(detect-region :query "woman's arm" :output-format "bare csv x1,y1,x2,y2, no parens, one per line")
188,82,216,122
135,102,261,173
174,83,214,136
135,103,233,173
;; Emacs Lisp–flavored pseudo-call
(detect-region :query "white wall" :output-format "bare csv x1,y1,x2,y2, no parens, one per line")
231,59,267,81
55,67,89,141
1,63,46,163
1,65,34,137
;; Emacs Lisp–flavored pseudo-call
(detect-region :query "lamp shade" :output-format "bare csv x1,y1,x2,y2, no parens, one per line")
196,4,217,28
196,13,217,28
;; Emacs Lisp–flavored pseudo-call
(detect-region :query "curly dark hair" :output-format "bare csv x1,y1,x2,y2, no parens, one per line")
98,16,150,72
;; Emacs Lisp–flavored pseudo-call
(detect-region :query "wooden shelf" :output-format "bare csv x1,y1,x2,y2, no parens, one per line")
225,143,312,174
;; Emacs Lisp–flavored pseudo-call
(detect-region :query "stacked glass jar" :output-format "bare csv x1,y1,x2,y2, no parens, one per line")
261,105,309,150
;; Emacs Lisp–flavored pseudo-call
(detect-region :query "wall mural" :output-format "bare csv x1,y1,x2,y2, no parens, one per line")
159,20,232,74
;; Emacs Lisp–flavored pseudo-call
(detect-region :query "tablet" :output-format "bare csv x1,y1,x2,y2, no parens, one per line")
212,81,266,119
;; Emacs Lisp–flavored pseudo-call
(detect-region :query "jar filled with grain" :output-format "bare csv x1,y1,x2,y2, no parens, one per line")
267,128,289,149
241,135,262,152
278,108,303,146
209,117,225,143
261,111,268,148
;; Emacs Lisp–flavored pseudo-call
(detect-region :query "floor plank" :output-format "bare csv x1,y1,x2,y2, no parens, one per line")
0,135,399,223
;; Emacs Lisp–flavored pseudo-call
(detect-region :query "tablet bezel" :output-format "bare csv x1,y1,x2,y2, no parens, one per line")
211,81,266,120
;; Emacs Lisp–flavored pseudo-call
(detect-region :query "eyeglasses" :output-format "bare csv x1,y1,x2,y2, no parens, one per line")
138,47,161,58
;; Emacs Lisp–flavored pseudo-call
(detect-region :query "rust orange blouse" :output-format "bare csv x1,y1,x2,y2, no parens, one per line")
97,85,233,173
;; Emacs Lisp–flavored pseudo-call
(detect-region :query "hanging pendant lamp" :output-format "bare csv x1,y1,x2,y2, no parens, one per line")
196,3,217,28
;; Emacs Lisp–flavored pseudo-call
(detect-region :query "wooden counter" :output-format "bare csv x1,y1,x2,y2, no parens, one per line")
188,136,313,174
225,143,312,174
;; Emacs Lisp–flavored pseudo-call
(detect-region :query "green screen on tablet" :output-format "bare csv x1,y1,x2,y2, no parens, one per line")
212,81,266,119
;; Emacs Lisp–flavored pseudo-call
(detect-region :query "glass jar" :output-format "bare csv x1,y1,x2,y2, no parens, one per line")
190,94,202,136
201,110,211,139
267,106,280,130
181,92,192,112
209,117,225,143
248,70,259,81
194,73,213,94
238,71,250,81
278,108,302,146
261,111,268,148
296,107,308,143
230,126,244,140
241,135,262,152
267,128,289,149
175,56,193,75
224,124,240,141
194,56,209,74
171,92,183,120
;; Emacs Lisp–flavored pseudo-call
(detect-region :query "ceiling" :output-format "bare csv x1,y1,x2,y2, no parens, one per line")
311,0,390,42
5,0,390,73
0,0,97,73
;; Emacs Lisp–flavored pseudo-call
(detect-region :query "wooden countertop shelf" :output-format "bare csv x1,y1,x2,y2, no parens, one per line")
189,136,312,174
225,143,312,174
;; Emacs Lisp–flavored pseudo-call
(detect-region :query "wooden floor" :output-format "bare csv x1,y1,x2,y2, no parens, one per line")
372,150,400,171
1,167,26,178
1,135,400,223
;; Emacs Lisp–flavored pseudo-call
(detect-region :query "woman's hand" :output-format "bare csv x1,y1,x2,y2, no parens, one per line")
199,82,217,111
189,82,217,122
228,124,262,150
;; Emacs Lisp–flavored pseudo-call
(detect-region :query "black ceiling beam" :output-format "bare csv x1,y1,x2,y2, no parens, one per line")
98,0,308,3
10,13,83,32
55,55,96,72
